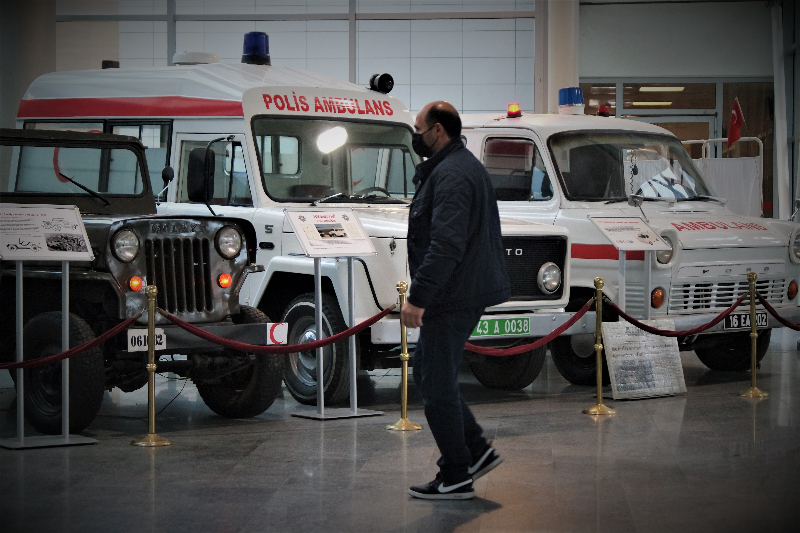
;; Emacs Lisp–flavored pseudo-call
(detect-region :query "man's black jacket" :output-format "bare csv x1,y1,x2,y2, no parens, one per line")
406,138,510,315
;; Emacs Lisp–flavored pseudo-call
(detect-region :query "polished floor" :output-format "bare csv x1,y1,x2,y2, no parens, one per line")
1,330,799,533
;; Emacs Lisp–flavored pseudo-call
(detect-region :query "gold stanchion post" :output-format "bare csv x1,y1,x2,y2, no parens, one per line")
132,285,172,446
386,281,422,431
739,272,768,399
583,277,616,416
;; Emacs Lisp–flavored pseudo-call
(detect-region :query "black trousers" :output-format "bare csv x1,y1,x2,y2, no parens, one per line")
412,307,488,483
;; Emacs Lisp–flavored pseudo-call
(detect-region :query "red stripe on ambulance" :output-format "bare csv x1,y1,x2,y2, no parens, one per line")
571,244,644,261
17,97,244,118
671,221,767,231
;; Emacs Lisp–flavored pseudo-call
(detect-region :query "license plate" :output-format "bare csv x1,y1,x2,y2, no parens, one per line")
472,317,531,338
723,311,767,330
127,328,166,352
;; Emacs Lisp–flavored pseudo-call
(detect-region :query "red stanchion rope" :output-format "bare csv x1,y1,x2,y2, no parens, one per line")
756,292,800,331
603,293,747,337
464,298,595,357
158,304,396,354
0,313,142,370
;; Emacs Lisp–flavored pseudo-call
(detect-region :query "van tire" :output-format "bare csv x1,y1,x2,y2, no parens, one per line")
467,341,546,390
21,312,105,435
196,306,284,418
694,329,771,371
550,298,611,386
281,294,351,405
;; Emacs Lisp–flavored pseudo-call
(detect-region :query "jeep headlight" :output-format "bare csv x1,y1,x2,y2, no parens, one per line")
657,236,674,264
112,229,139,263
793,232,800,259
537,262,561,294
215,226,242,259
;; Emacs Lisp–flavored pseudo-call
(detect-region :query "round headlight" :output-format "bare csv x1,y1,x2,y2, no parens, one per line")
793,233,800,259
216,226,242,259
112,229,139,263
656,235,674,264
537,262,562,294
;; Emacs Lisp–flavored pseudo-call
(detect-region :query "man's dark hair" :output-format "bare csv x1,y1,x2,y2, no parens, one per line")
425,105,462,138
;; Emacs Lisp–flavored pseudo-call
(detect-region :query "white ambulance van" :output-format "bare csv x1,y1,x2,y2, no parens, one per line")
461,105,800,385
15,34,584,403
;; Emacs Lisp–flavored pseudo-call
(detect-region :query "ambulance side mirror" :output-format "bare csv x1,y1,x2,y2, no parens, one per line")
187,148,214,203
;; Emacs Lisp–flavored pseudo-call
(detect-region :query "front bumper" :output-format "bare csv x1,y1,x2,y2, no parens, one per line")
124,323,268,354
666,305,800,335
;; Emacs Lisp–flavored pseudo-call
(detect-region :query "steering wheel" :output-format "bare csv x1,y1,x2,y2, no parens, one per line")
359,186,391,197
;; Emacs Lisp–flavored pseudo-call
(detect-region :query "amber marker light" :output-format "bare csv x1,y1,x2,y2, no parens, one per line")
651,287,665,308
507,102,521,118
218,273,233,288
129,276,143,292
789,280,798,301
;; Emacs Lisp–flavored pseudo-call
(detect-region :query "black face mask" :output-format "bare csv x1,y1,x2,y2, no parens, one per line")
412,126,434,158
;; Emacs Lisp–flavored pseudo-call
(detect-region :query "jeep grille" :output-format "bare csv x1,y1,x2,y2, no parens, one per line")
145,238,213,313
502,236,567,301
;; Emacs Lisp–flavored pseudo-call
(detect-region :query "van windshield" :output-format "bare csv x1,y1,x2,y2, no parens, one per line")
548,131,712,202
252,117,417,203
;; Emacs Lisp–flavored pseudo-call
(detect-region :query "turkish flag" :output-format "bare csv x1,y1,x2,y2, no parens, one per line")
727,97,745,147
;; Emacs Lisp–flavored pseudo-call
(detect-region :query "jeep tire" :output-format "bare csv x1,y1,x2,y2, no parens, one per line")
694,329,771,371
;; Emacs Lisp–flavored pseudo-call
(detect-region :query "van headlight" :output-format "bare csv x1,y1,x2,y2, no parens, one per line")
215,226,242,259
537,262,562,294
793,233,800,259
112,229,139,263
657,236,674,264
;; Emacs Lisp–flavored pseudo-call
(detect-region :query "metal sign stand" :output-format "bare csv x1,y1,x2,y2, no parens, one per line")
0,261,96,450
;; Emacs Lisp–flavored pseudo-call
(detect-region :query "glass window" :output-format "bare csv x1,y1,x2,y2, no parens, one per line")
177,140,252,206
112,123,170,197
484,137,552,201
24,122,103,133
256,135,300,175
548,131,712,202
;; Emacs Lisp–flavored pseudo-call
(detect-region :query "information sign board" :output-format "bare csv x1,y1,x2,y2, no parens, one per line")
0,203,93,261
602,319,687,400
286,209,376,258
589,216,670,251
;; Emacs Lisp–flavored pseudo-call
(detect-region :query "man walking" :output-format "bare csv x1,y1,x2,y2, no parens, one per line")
402,101,510,500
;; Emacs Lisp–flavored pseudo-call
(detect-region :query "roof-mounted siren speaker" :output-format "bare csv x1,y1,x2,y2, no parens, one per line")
172,51,220,65
242,32,271,66
558,87,585,115
369,73,394,94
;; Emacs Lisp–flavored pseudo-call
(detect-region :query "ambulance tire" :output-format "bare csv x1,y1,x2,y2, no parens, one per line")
281,294,351,406
694,329,771,372
196,306,284,418
21,312,105,435
550,298,611,386
467,341,547,390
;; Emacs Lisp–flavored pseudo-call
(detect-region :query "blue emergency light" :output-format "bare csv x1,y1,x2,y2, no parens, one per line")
558,87,585,115
242,32,271,65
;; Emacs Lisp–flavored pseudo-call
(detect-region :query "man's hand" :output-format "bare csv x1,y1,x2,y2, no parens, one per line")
401,301,425,329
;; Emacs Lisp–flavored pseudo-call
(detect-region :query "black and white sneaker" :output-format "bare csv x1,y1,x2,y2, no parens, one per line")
468,444,503,481
408,473,475,500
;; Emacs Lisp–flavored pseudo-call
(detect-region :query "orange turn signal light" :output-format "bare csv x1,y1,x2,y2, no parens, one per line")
507,102,521,118
789,280,798,301
218,273,233,288
129,276,143,292
651,287,665,309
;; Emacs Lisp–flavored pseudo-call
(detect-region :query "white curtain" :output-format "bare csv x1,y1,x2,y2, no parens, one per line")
693,157,762,218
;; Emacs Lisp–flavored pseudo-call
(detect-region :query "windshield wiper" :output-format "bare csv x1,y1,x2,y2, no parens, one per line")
312,192,345,205
677,195,725,204
59,172,110,206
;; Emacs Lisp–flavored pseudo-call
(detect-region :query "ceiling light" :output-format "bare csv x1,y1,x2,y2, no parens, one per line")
639,87,685,92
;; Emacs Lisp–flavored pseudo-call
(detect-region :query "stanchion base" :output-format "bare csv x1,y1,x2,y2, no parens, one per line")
131,433,171,447
582,404,616,416
386,418,422,431
738,387,769,399
0,434,97,450
292,407,384,420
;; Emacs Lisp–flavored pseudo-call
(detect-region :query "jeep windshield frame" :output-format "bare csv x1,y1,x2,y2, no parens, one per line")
547,129,713,203
1,128,156,215
250,116,418,203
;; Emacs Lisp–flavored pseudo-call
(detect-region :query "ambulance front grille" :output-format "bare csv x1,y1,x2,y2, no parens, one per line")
668,278,786,314
502,236,567,301
144,237,213,313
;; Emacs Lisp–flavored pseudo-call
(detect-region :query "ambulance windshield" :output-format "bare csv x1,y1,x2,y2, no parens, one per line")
548,131,713,202
252,117,417,203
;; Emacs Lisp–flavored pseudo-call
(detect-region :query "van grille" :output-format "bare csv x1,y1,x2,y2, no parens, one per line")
144,238,213,313
668,278,786,314
502,236,567,301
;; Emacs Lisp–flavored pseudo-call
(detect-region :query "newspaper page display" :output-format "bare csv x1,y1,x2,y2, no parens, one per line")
602,319,687,400
286,210,376,258
589,217,670,251
0,203,93,261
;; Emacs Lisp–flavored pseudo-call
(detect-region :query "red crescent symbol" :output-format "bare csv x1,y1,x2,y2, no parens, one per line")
269,323,284,345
